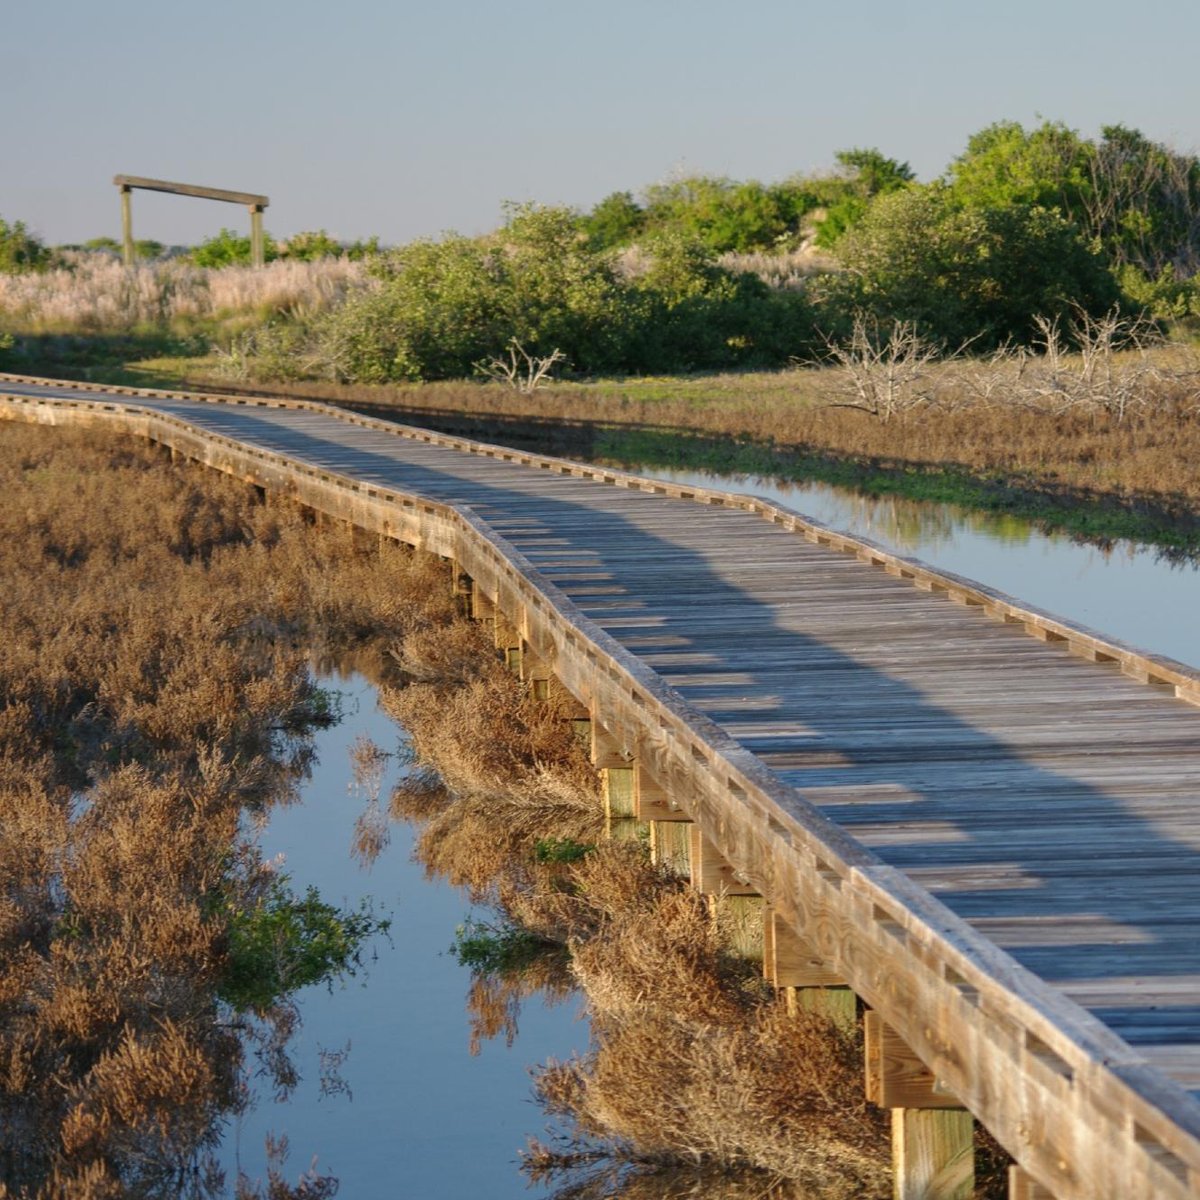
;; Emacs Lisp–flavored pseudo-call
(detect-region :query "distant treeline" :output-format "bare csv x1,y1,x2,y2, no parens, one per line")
4,120,1200,381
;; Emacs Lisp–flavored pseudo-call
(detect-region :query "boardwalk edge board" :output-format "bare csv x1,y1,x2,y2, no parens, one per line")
4,377,1200,1197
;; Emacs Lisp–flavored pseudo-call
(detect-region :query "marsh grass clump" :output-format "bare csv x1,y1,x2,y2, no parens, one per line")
0,420,456,1197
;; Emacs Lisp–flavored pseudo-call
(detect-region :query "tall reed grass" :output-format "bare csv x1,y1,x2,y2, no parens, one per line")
0,253,368,334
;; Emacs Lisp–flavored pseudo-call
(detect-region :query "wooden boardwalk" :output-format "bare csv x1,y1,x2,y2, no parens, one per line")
4,374,1200,1198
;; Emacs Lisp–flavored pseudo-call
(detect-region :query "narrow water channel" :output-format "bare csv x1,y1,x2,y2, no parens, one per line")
221,672,586,1198
617,466,1200,671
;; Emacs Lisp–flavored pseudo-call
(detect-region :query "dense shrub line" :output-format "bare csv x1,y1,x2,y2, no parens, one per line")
6,118,1200,387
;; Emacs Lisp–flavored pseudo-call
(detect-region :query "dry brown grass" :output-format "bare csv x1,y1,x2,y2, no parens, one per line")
381,620,602,904
382,633,894,1196
0,421,453,1197
385,639,1009,1196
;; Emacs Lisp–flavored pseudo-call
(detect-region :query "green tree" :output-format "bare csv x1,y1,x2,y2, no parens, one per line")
1087,124,1200,277
813,148,916,248
829,183,1119,347
0,217,51,273
947,120,1200,282
947,120,1093,219
83,235,166,259
582,191,646,249
641,175,815,253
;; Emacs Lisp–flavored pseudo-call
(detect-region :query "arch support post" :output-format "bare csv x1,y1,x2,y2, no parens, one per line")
250,205,266,268
120,185,134,265
591,720,639,841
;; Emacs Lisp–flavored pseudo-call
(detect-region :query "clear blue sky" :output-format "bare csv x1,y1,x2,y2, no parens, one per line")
10,0,1200,247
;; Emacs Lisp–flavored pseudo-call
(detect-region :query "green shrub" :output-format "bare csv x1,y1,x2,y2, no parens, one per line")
311,211,819,382
0,216,51,273
826,184,1120,347
189,227,279,267
277,229,343,260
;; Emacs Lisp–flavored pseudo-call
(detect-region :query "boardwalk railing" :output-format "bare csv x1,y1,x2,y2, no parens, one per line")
4,373,1200,1199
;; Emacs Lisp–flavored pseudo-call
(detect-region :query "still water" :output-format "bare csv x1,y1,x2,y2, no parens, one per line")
222,674,585,1198
617,466,1200,672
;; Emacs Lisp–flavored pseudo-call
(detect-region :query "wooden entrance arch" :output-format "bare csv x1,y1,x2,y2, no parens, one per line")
113,175,270,267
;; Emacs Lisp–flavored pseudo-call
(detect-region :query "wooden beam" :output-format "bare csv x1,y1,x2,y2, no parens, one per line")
767,908,844,987
590,720,630,770
113,174,269,208
689,826,757,895
893,1108,975,1200
1009,1166,1056,1199
865,1011,964,1109
634,763,689,822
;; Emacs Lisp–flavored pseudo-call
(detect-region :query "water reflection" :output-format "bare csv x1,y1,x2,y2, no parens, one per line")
618,466,1200,671
225,672,588,1200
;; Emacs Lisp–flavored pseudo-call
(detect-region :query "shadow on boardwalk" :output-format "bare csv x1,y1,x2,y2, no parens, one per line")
158,400,1200,1062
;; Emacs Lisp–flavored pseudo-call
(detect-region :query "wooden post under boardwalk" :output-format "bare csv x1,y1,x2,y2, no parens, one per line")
112,175,270,266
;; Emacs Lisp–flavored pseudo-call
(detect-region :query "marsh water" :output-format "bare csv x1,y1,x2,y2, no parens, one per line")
222,469,1198,1197
221,672,586,1198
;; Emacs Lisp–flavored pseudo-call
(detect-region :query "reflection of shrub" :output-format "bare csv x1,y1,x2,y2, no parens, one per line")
451,915,554,973
534,837,595,864
221,878,390,1013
